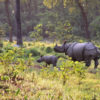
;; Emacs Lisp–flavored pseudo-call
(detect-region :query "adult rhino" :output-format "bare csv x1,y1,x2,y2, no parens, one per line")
54,41,100,69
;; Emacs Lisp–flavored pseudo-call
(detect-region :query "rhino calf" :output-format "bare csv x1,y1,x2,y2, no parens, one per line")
37,55,61,67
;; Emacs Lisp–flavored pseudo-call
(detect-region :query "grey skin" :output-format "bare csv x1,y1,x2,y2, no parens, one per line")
37,55,61,67
54,41,100,69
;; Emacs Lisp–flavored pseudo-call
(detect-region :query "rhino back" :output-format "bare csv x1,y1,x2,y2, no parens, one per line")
67,42,88,60
66,42,84,57
43,56,57,64
84,43,99,59
85,42,96,50
67,42,98,61
72,43,87,60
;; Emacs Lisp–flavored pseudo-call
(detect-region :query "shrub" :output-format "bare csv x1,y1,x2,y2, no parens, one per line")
45,47,53,53
0,49,27,83
59,57,86,85
24,48,40,57
30,24,44,41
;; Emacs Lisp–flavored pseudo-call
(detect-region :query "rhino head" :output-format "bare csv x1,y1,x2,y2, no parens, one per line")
37,56,43,63
54,41,67,53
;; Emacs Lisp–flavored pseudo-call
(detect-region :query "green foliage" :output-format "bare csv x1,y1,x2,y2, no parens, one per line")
55,20,72,40
3,44,14,52
0,0,100,41
40,57,87,85
59,57,86,85
40,66,59,80
0,48,27,83
1,75,10,81
30,24,44,41
40,46,45,51
90,16,100,38
24,48,40,57
43,0,58,9
45,46,53,53
16,88,20,96
30,20,72,41
27,53,34,66
73,61,86,84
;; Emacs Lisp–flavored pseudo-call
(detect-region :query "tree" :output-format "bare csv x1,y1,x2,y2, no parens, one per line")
33,0,38,14
75,0,90,39
4,0,13,42
15,0,23,46
43,0,91,40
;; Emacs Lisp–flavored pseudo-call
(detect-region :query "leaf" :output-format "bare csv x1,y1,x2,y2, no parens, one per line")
16,88,20,96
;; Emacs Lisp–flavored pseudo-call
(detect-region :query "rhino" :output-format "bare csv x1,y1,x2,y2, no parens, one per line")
54,41,100,69
37,55,64,67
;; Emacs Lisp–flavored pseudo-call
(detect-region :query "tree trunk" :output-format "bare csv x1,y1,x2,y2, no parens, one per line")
5,0,13,42
15,0,23,46
76,0,90,40
33,0,38,14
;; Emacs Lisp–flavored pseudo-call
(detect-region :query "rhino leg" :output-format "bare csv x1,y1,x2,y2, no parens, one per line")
85,60,91,67
94,58,99,69
72,57,76,61
45,63,48,67
53,63,56,67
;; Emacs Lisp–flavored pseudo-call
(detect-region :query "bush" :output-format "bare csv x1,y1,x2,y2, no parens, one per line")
24,48,40,57
45,47,53,53
59,58,86,85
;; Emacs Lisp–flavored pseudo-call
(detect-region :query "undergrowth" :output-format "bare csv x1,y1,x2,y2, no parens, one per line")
0,41,100,100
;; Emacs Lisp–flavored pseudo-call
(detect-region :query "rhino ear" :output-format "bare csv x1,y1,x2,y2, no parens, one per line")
41,55,43,57
64,40,67,44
